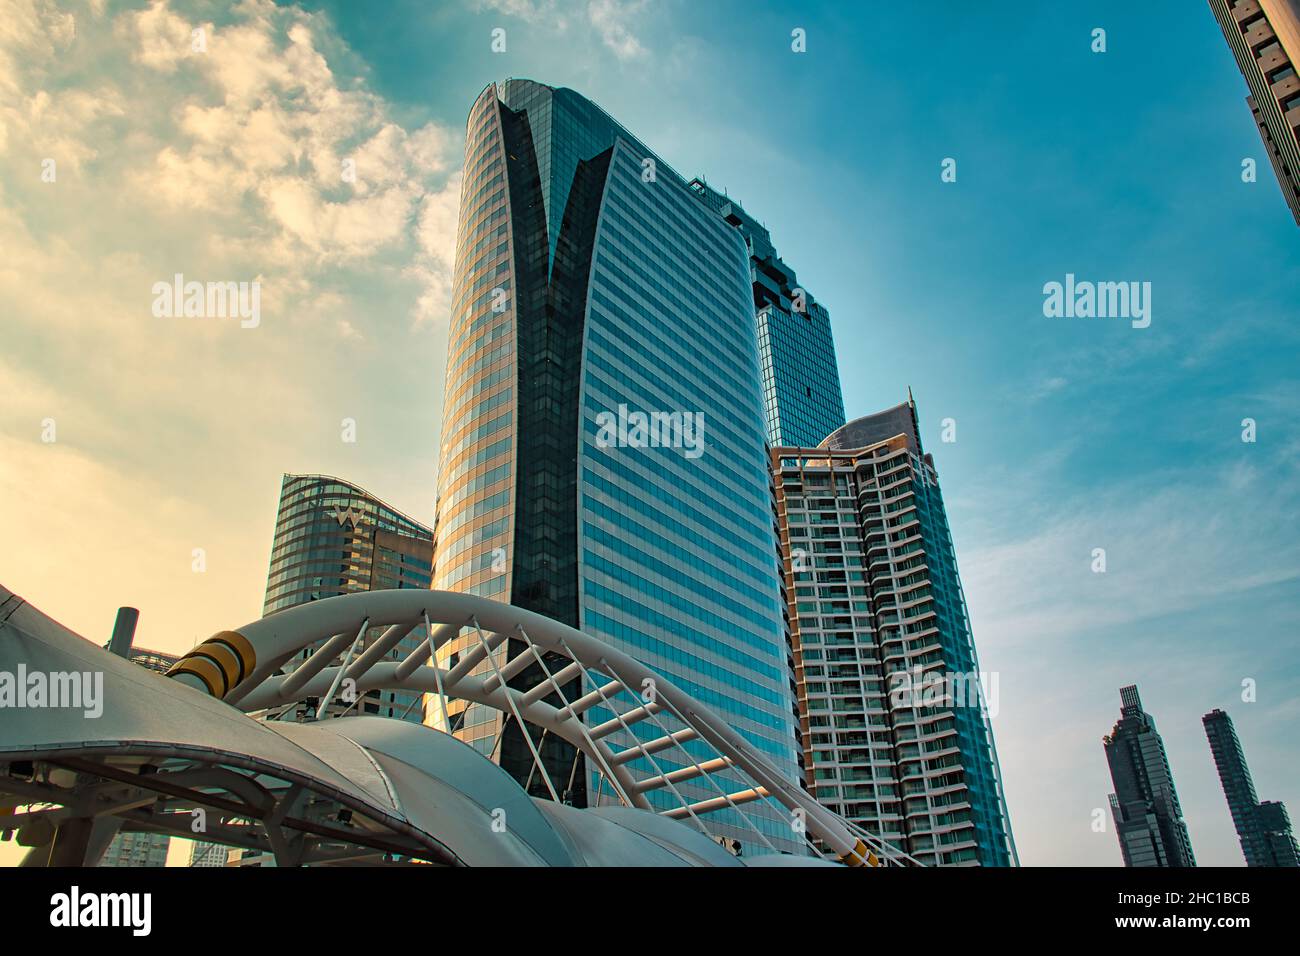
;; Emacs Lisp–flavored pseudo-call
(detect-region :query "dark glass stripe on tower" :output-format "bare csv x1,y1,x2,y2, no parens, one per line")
435,80,801,853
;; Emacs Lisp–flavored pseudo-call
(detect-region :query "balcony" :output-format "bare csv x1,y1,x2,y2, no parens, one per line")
1232,0,1262,25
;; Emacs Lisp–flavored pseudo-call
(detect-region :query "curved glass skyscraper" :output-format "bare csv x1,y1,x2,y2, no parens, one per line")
688,177,846,448
263,474,434,722
436,80,799,853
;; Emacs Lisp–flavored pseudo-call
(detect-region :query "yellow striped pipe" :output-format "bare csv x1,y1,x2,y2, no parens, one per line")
166,630,257,699
839,839,881,867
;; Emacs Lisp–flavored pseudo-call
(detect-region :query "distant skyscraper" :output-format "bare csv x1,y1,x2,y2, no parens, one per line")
1208,0,1300,225
263,474,434,721
688,179,846,447
1203,707,1268,865
125,646,178,671
1203,708,1300,866
771,397,1015,866
434,79,800,853
1104,685,1196,867
1255,800,1300,865
99,830,170,868
188,841,230,867
126,647,180,672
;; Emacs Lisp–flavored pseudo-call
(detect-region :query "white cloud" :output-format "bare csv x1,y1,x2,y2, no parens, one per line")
587,0,647,60
475,0,567,27
121,0,205,73
0,0,76,97
473,0,648,60
109,1,461,283
0,0,458,655
410,172,463,323
962,462,1300,654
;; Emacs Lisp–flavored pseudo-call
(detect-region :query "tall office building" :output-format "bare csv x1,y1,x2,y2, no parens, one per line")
1203,708,1300,866
1208,0,1300,225
435,79,799,853
263,474,434,721
771,397,1015,866
1203,708,1267,865
688,179,846,447
1103,685,1196,867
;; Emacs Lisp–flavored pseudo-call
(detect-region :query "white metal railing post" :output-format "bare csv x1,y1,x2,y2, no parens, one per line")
552,635,719,842
598,656,781,855
424,612,452,734
470,618,560,802
315,617,369,720
514,626,633,807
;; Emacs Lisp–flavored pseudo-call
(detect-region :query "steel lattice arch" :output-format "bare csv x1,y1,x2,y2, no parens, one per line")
0,584,916,867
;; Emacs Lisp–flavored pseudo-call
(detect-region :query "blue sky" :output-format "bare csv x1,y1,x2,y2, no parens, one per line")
1,0,1296,866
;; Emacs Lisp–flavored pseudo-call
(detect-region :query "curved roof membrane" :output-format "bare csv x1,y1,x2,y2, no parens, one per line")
0,584,906,867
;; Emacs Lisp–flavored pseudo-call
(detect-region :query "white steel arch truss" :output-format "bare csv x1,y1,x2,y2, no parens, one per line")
167,588,919,867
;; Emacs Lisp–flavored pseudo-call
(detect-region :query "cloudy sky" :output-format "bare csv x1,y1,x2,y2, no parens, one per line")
1,0,1297,867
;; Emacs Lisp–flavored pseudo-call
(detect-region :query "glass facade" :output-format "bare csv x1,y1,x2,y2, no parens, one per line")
773,398,1016,866
689,179,845,448
263,474,434,722
436,80,802,854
